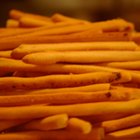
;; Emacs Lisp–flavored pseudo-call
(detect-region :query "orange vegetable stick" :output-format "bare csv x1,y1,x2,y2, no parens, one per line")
104,137,140,140
102,114,140,133
0,72,128,90
9,9,51,21
22,114,68,131
27,83,111,94
0,83,110,96
12,41,138,59
0,88,140,106
11,19,134,37
12,71,47,77
19,16,54,27
67,118,92,134
106,126,140,139
0,120,28,131
100,61,140,70
0,128,104,140
0,31,131,50
0,99,140,120
0,28,34,38
0,58,128,73
0,60,133,83
0,51,12,58
6,19,19,28
51,13,90,24
23,51,140,65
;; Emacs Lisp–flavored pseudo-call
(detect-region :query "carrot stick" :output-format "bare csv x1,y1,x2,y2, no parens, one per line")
19,16,54,27
51,13,90,24
0,51,12,58
0,28,34,38
104,137,140,140
17,23,96,36
0,72,122,90
0,99,140,119
0,31,131,50
12,71,47,77
23,51,140,65
2,60,134,84
106,126,140,139
0,128,104,140
6,19,19,28
0,83,110,96
67,118,92,134
9,9,51,21
1,88,140,106
0,120,28,131
12,41,138,59
22,114,68,131
9,9,25,20
27,83,111,94
102,114,140,133
10,10,133,32
11,19,134,37
100,61,140,70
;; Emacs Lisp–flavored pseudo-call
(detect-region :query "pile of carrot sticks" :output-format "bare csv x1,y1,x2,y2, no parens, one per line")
0,9,140,140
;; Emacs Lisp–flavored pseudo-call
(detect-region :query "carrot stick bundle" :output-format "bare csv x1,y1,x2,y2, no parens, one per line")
2,60,134,84
0,22,82,39
27,83,111,94
10,10,134,32
16,23,96,36
17,18,134,37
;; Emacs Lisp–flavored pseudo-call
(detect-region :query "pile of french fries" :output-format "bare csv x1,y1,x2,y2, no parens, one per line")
0,9,140,140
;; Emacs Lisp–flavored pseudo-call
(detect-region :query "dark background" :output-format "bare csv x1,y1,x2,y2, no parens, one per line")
0,0,140,31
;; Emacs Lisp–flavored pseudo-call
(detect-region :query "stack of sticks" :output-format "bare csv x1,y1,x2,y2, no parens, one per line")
0,9,140,140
